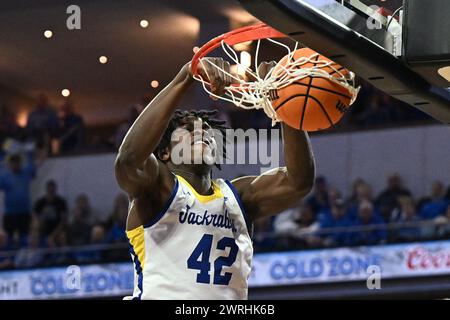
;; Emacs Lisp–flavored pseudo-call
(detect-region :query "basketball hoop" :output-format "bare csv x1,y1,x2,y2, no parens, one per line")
191,23,360,126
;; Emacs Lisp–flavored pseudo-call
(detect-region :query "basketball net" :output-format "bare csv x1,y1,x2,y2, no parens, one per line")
193,39,360,126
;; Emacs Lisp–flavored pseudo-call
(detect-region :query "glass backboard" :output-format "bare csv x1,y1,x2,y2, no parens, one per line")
284,0,404,57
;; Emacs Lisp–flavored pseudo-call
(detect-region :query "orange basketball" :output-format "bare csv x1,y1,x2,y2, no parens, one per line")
271,47,353,132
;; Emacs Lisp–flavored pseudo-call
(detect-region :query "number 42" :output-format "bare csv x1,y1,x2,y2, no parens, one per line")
187,234,238,285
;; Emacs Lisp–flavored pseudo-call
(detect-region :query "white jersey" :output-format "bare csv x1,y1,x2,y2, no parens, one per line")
126,175,253,300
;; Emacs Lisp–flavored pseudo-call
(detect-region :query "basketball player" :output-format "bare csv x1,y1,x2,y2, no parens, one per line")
115,58,316,299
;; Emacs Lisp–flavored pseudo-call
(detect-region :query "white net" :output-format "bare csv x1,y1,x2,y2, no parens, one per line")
193,38,360,126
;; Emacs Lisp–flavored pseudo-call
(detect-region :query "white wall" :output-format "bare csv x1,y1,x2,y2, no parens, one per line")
30,154,121,222
1,124,448,223
311,125,450,198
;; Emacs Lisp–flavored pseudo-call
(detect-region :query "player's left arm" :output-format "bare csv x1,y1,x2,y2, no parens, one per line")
232,124,315,221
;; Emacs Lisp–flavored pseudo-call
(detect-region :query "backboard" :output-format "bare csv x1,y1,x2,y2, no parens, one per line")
298,0,403,56
239,0,450,124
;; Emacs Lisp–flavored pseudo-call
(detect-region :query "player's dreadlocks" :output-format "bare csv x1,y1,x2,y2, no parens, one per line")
155,109,228,168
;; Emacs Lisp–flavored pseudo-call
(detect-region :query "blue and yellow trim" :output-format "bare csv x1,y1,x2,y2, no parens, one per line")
177,175,223,203
126,226,145,300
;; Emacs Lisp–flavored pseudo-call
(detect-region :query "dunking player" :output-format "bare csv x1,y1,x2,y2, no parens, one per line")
115,58,316,299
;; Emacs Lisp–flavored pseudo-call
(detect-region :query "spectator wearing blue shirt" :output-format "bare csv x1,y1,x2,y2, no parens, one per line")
103,194,130,261
318,198,352,247
346,180,374,222
390,196,422,242
419,181,449,220
26,94,59,153
0,153,36,245
349,200,387,246
105,194,128,244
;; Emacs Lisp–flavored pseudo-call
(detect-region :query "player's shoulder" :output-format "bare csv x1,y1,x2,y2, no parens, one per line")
224,176,256,194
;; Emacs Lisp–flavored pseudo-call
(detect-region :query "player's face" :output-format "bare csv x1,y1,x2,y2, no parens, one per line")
170,117,218,166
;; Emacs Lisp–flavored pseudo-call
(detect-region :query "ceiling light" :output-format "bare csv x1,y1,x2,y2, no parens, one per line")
140,20,149,28
44,30,53,39
61,89,71,97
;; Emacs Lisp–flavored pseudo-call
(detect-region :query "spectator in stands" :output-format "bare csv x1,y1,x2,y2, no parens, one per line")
74,225,106,264
114,105,141,149
14,228,46,268
273,200,305,250
445,185,450,202
347,179,374,221
0,152,36,247
327,187,343,207
33,180,68,242
26,94,59,153
307,176,329,215
103,195,130,262
345,178,365,206
47,228,72,266
58,101,85,153
291,203,322,248
0,228,14,269
0,104,19,148
390,196,421,242
318,198,352,247
349,200,387,246
67,194,93,246
419,181,449,220
253,217,278,252
434,204,450,239
105,194,128,244
376,173,411,222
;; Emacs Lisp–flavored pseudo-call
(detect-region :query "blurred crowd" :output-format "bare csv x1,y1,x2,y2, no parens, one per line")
253,175,450,252
0,87,441,271
0,189,128,270
0,82,434,160
1,143,449,270
0,94,147,159
0,147,129,270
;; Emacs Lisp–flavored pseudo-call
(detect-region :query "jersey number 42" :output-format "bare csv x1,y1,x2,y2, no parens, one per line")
187,234,238,285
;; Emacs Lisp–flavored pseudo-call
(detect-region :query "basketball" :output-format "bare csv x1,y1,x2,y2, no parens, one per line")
271,47,353,132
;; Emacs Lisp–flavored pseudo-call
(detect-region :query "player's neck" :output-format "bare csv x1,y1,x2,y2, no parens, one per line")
171,165,213,195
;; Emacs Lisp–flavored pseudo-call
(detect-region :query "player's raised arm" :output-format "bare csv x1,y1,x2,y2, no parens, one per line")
115,58,232,198
115,62,194,198
233,124,316,221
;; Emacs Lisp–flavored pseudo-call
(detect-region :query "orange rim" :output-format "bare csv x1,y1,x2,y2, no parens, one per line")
191,23,287,78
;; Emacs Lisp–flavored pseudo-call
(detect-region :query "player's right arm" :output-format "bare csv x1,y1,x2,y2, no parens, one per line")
115,63,194,224
115,59,229,228
115,58,230,230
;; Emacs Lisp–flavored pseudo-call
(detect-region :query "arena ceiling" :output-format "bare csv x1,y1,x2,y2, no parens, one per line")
0,0,259,125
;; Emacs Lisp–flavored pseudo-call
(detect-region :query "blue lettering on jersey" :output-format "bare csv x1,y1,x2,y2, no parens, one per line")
179,205,237,232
